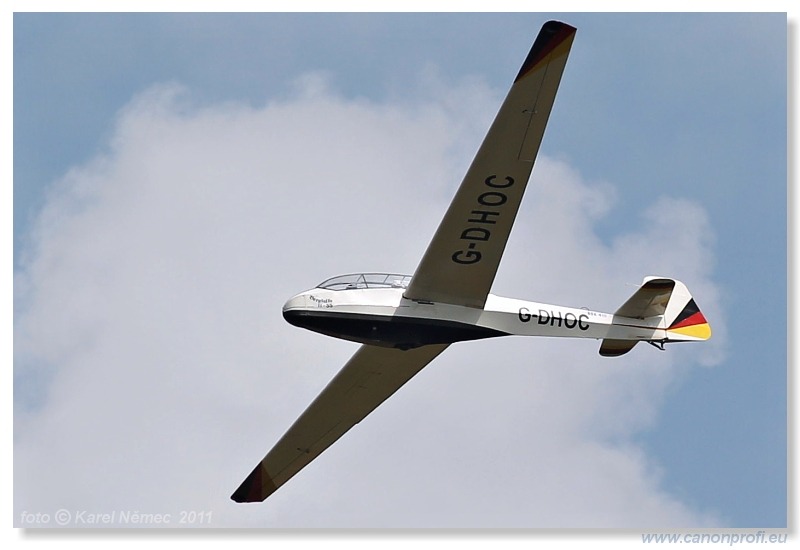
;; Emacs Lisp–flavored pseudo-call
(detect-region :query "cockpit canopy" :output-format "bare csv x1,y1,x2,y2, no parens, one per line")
317,273,412,291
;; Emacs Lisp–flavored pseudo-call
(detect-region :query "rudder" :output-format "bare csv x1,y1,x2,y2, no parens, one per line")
664,294,712,341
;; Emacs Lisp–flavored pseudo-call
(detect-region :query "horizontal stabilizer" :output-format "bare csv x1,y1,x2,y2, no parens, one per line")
613,278,675,319
599,339,638,357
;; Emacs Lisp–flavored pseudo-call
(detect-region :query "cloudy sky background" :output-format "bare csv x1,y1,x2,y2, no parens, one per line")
11,10,787,529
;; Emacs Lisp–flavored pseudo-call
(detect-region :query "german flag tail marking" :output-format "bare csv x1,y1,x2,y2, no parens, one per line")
667,298,711,341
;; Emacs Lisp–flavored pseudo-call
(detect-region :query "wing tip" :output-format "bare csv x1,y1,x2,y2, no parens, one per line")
515,20,577,83
230,463,278,503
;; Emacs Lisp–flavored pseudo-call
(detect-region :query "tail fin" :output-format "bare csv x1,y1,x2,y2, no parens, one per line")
599,277,711,357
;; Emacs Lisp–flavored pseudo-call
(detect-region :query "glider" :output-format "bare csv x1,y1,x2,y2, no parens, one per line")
231,20,711,503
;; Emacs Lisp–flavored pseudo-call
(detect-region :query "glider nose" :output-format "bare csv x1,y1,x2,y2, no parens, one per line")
282,293,308,327
283,294,307,311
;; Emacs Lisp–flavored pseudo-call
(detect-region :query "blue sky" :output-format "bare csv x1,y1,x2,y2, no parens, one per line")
11,10,788,529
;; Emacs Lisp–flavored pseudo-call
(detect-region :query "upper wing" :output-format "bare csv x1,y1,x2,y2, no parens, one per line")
231,343,449,502
404,21,576,309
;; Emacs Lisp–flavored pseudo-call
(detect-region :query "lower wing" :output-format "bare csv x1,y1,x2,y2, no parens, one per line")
231,343,449,502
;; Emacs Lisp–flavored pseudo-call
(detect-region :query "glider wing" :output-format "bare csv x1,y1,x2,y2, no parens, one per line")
404,21,576,308
231,343,448,502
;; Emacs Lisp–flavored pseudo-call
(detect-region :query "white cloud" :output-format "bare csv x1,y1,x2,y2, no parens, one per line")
14,75,725,528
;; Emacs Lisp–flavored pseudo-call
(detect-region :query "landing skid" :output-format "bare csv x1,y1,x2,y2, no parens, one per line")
647,339,667,351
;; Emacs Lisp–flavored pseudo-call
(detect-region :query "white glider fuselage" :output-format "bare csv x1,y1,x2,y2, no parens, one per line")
282,274,665,350
232,21,712,504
